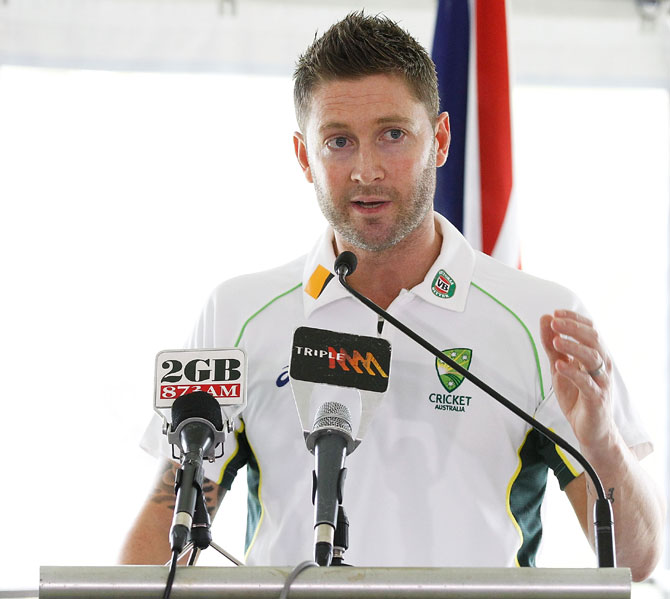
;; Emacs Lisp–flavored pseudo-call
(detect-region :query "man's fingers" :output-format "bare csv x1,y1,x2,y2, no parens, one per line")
540,314,560,357
555,359,607,394
554,309,593,327
550,315,602,352
542,311,612,390
552,335,603,373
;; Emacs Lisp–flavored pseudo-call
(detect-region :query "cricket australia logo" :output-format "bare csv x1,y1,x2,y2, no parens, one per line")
431,269,456,299
429,348,473,413
436,348,472,391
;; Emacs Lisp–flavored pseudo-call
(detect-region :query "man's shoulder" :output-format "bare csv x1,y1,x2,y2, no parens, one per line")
210,254,306,304
471,251,584,315
187,254,307,348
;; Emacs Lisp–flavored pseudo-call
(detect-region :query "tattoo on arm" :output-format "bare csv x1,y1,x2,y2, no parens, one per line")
586,478,594,497
202,479,226,517
149,461,226,519
202,481,216,516
586,479,615,504
149,461,177,511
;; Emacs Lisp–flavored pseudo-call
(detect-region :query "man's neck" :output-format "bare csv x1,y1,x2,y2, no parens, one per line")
334,214,442,310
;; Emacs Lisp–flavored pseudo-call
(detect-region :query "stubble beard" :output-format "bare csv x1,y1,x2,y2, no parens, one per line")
314,149,437,253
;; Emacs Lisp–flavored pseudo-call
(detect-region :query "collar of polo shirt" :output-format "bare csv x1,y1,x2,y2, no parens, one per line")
302,212,476,318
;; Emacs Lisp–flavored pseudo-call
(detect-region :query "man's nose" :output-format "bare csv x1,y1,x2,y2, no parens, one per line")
350,144,384,185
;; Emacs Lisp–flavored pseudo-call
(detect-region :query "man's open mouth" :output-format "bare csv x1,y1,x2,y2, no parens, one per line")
353,200,386,208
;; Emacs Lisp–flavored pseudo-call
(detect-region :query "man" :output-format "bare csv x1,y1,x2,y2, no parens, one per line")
120,13,664,579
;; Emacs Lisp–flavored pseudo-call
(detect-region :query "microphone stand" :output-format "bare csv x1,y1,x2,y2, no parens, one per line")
187,488,212,565
331,505,353,567
179,465,350,568
167,464,244,567
335,255,616,568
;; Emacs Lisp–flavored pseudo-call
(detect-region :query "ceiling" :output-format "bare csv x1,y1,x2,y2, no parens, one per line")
0,0,668,87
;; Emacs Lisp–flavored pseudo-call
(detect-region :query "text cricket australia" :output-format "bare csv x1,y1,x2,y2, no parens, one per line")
154,348,247,410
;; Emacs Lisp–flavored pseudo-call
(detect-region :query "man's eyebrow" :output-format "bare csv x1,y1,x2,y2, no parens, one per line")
318,116,414,134
318,121,348,134
376,116,413,126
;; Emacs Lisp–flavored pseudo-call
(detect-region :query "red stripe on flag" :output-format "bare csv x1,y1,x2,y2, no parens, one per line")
476,1,513,257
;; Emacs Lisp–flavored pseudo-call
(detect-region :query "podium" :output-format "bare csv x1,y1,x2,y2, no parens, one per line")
40,566,631,598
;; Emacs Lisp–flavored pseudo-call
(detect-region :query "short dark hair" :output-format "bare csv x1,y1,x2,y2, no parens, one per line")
293,12,439,131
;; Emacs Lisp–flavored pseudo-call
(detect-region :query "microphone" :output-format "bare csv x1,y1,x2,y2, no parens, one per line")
334,252,617,568
334,251,357,278
168,391,224,554
289,326,391,448
289,327,391,566
305,401,355,567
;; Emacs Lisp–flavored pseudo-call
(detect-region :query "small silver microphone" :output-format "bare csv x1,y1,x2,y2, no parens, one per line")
306,401,354,566
306,401,354,453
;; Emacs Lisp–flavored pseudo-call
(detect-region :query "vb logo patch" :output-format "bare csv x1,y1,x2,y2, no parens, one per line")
429,348,473,413
431,269,456,299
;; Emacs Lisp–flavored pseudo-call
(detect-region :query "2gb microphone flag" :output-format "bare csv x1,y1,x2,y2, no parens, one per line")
432,0,520,267
290,327,391,393
154,348,247,425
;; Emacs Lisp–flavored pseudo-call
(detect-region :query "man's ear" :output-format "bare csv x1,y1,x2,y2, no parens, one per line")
293,132,313,183
435,112,451,167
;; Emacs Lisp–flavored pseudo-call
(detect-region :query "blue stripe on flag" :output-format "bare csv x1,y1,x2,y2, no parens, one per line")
431,0,470,234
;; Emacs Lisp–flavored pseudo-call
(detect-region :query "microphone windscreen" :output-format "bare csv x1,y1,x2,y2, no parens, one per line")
334,251,357,277
171,391,223,431
312,401,353,437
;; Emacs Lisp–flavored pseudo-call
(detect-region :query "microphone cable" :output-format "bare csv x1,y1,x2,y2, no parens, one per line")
162,549,179,599
278,560,318,599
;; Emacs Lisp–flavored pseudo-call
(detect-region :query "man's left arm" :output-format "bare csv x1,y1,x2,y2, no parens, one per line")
540,310,665,581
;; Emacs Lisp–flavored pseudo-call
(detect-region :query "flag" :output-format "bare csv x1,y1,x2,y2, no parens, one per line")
432,0,519,267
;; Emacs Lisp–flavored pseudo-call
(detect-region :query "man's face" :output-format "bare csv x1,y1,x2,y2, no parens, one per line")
294,74,449,252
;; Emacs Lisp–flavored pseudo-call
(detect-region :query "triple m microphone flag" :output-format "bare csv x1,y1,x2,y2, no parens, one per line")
432,0,520,268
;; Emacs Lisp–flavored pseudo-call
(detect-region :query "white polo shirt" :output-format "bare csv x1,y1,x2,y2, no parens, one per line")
141,213,651,568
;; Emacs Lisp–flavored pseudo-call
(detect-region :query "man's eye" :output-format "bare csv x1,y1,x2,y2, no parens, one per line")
384,129,404,141
326,136,349,149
